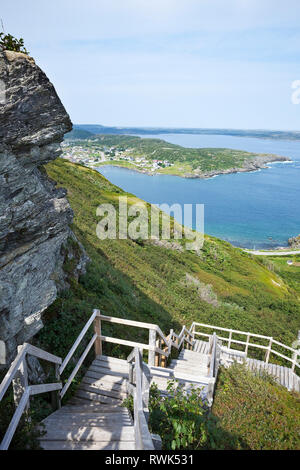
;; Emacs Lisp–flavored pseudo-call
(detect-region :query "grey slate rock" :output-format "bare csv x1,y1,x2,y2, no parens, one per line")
0,51,88,363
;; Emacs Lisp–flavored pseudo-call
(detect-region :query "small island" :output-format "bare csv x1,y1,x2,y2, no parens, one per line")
62,134,291,178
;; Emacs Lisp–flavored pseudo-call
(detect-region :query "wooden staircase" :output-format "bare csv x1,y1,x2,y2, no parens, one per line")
1,312,299,450
40,346,216,449
40,356,135,450
150,348,213,404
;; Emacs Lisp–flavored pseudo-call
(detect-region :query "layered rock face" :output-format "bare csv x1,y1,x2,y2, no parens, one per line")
0,51,87,363
288,235,300,249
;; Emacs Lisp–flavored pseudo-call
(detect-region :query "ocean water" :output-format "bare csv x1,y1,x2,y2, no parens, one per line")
96,134,300,249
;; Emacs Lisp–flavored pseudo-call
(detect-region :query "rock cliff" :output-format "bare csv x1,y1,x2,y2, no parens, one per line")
0,51,88,363
288,234,300,249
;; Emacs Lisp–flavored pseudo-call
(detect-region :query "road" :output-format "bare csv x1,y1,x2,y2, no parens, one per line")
244,249,300,256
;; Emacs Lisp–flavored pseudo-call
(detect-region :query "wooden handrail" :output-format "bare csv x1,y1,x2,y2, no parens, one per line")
0,342,62,451
56,310,101,400
192,322,300,371
191,322,271,340
0,382,62,450
0,344,61,403
206,333,221,406
127,348,154,450
60,334,97,399
98,314,194,367
208,333,217,378
59,310,98,374
0,388,30,450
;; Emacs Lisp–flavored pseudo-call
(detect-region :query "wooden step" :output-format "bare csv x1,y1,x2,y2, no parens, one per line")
96,355,128,365
177,357,209,367
43,415,133,428
92,359,129,373
179,349,209,358
40,440,136,450
84,369,127,385
74,389,122,404
77,383,126,400
88,365,128,379
173,371,212,384
170,359,208,370
81,375,127,392
171,362,208,372
61,403,128,413
40,424,135,442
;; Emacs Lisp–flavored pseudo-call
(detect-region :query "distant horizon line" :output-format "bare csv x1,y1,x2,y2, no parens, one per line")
73,124,300,133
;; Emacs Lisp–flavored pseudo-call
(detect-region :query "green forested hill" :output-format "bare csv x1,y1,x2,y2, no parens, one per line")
37,158,300,360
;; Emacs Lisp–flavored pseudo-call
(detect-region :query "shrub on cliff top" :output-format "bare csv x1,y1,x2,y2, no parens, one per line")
0,33,29,54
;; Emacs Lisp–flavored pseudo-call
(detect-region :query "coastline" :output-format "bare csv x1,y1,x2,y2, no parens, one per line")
93,154,291,180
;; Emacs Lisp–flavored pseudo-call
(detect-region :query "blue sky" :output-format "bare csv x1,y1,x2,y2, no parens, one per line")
1,0,300,129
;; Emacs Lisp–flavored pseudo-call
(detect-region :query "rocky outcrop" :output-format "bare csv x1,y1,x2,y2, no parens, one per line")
185,154,291,179
288,234,300,249
0,51,88,363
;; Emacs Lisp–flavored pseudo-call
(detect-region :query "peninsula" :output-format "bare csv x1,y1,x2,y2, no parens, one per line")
62,134,290,179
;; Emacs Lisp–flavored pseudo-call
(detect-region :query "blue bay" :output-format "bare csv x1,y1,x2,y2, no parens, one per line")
96,134,300,249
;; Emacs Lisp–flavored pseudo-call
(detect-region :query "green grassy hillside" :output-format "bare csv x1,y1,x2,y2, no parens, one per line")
36,158,300,362
212,363,300,450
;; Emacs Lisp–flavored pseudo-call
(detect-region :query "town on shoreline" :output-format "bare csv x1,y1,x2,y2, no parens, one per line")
61,135,291,179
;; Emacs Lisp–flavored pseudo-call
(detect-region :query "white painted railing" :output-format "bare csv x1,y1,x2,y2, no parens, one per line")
0,344,62,450
98,312,194,367
206,333,222,405
127,347,154,450
191,322,300,373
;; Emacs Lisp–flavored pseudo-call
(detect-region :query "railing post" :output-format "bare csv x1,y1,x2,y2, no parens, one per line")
12,346,29,412
141,361,151,422
292,330,300,371
148,329,156,367
189,330,193,351
245,334,250,356
161,334,169,368
265,337,273,364
155,339,161,367
94,310,102,357
191,323,195,342
51,363,61,410
228,330,232,349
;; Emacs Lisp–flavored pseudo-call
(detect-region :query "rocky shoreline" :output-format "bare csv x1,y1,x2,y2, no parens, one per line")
182,154,291,179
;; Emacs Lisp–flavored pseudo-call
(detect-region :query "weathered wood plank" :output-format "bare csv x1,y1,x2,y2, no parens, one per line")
40,440,136,450
81,376,127,392
43,416,133,427
77,384,126,400
92,359,128,372
96,355,128,365
89,365,129,379
40,425,135,441
75,389,122,404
